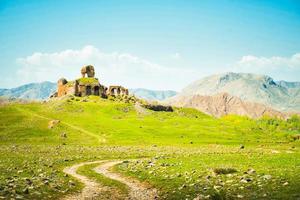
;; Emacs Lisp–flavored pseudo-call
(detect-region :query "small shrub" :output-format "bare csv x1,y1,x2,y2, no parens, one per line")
213,168,237,175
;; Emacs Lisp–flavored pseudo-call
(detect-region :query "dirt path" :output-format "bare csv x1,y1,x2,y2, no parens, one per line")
62,161,107,200
62,160,158,200
94,160,158,200
16,107,106,143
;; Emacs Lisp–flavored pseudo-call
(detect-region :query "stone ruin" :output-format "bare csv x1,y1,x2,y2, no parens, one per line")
108,86,129,96
51,65,129,98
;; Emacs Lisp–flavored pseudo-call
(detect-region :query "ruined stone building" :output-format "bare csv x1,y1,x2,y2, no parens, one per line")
52,65,128,98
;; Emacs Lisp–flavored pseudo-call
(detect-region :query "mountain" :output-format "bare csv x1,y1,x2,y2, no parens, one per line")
170,72,300,112
0,82,56,100
129,88,177,101
169,92,286,118
0,82,177,101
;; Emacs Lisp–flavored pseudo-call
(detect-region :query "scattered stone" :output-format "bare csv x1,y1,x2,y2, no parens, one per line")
68,180,75,186
60,132,67,138
193,194,206,200
240,179,248,183
15,195,24,199
213,185,222,190
48,120,60,129
283,182,289,186
262,175,272,180
246,168,256,174
22,187,29,194
237,194,244,198
25,178,32,185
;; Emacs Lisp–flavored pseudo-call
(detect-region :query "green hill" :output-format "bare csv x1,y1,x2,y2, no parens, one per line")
0,96,299,199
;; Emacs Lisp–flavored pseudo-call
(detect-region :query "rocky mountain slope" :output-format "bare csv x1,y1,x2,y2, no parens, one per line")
0,82,56,100
170,92,286,118
129,88,177,101
171,72,300,112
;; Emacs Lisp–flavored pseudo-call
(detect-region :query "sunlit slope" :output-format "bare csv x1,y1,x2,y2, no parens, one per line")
1,96,298,147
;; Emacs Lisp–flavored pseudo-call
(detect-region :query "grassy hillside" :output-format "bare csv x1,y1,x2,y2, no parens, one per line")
0,96,299,199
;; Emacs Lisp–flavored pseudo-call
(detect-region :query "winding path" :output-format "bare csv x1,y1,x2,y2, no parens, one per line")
94,161,158,200
62,161,108,200
62,160,158,200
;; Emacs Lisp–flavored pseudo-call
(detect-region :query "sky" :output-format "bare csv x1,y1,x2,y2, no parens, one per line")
0,0,300,91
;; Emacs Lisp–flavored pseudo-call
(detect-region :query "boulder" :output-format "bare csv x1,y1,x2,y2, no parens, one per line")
48,120,60,129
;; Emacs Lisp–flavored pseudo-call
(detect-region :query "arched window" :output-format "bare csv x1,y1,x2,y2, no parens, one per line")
94,86,100,95
86,86,92,95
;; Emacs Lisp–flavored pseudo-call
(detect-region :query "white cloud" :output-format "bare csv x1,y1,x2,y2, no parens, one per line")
233,53,300,81
15,45,197,90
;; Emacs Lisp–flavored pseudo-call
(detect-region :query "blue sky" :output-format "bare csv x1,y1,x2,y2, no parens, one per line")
0,0,300,90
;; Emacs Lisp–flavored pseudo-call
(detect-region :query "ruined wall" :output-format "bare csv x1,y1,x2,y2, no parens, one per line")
108,86,129,96
57,78,75,97
55,67,129,99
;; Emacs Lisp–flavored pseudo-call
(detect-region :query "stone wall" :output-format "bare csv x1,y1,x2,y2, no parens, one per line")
57,78,75,97
108,86,129,96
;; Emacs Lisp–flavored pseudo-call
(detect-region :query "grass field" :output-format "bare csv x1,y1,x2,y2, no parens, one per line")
0,96,299,199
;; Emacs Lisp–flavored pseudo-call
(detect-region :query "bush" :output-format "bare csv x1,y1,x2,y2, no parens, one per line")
213,168,237,175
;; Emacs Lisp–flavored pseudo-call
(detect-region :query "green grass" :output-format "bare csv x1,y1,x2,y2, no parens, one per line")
0,96,299,199
117,147,300,199
77,78,99,85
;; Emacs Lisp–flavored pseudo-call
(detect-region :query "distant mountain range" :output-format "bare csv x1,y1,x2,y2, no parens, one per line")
129,88,177,101
0,82,177,101
1,72,299,118
0,82,56,100
166,72,300,118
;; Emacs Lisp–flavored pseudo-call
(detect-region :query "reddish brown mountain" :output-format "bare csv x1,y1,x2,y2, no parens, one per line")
168,93,286,118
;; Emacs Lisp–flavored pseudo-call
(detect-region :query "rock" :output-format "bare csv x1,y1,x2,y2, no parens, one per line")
22,187,29,194
68,180,75,186
48,120,60,129
15,195,24,199
237,194,244,198
262,175,272,180
283,182,289,186
213,185,222,190
193,194,206,200
246,168,256,174
60,132,67,138
25,178,32,185
81,65,95,78
240,179,248,183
